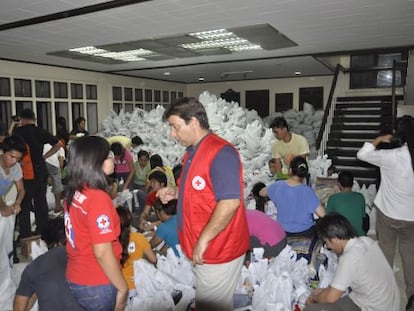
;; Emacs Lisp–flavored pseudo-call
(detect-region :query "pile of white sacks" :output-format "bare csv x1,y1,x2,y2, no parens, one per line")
101,91,330,197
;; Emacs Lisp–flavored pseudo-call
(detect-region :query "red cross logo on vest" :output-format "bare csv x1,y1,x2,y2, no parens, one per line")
192,176,206,190
96,214,111,231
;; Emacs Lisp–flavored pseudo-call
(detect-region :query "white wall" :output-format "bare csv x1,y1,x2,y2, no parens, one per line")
0,59,185,132
187,75,334,112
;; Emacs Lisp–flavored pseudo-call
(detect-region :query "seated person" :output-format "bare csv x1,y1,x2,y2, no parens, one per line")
304,213,400,311
131,136,144,149
111,142,135,191
270,116,309,175
14,218,81,311
326,171,366,236
251,181,277,219
117,206,157,294
150,199,180,257
139,170,167,231
245,209,287,260
259,156,325,237
145,154,176,191
133,150,151,191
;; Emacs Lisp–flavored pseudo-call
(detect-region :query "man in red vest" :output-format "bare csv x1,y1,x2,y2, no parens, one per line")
158,97,249,311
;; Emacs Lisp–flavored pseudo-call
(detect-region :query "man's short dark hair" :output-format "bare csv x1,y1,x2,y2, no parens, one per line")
41,217,66,248
269,116,289,130
163,97,210,130
154,199,177,215
315,213,357,242
338,171,354,188
148,170,167,186
19,108,36,120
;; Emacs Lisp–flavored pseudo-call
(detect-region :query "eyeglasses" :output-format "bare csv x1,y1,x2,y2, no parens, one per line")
107,151,114,159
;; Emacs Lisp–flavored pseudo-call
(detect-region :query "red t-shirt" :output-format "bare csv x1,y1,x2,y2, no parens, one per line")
65,187,121,285
144,191,157,206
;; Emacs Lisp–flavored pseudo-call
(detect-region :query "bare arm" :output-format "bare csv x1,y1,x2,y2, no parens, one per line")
43,141,62,160
14,294,37,311
149,234,163,249
315,204,326,218
123,159,135,191
143,248,157,265
93,242,128,311
272,158,283,173
305,286,344,305
193,198,240,265
259,187,268,197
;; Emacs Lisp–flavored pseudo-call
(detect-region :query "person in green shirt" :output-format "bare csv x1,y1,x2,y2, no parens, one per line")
325,171,366,236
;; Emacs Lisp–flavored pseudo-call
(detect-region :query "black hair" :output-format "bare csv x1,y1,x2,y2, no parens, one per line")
110,142,125,161
289,156,309,178
56,116,69,144
172,164,182,183
131,136,144,146
395,115,414,171
148,170,167,186
150,154,163,169
251,182,267,212
74,117,86,129
154,199,177,216
0,135,27,154
64,136,111,209
269,116,289,131
116,206,131,266
338,171,354,188
41,217,66,248
163,97,210,130
19,108,36,120
315,213,357,241
0,122,7,137
137,149,150,160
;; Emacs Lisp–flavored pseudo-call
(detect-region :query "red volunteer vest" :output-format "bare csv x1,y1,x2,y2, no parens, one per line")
179,133,249,264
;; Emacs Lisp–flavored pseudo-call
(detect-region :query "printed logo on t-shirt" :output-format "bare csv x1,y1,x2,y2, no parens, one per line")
128,241,136,254
64,211,75,248
192,176,206,190
96,214,112,234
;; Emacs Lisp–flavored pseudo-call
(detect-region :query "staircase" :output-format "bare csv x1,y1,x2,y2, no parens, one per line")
326,95,401,186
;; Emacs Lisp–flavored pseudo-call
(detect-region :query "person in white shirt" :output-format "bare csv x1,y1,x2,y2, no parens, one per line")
305,213,400,311
357,115,414,304
43,143,65,212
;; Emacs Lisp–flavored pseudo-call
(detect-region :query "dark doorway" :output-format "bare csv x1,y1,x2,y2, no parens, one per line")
299,87,323,110
245,90,269,118
220,89,240,104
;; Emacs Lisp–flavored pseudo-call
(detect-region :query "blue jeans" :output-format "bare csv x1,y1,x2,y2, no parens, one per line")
67,282,117,311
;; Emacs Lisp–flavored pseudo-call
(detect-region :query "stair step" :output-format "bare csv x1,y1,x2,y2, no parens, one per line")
334,109,391,116
330,157,376,168
327,148,358,157
329,132,379,139
332,116,390,123
330,165,378,178
327,140,365,148
331,124,383,131
336,95,403,102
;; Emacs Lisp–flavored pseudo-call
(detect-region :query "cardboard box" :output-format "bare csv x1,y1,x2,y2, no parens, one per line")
20,235,42,259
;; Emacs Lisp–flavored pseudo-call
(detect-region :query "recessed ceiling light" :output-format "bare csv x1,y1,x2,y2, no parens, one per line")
163,72,171,76
198,77,205,81
294,71,302,75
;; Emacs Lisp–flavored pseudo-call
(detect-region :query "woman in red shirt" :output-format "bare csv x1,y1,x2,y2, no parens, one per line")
64,136,128,311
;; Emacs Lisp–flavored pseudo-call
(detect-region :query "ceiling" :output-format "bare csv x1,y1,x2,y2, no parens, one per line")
1,0,413,83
